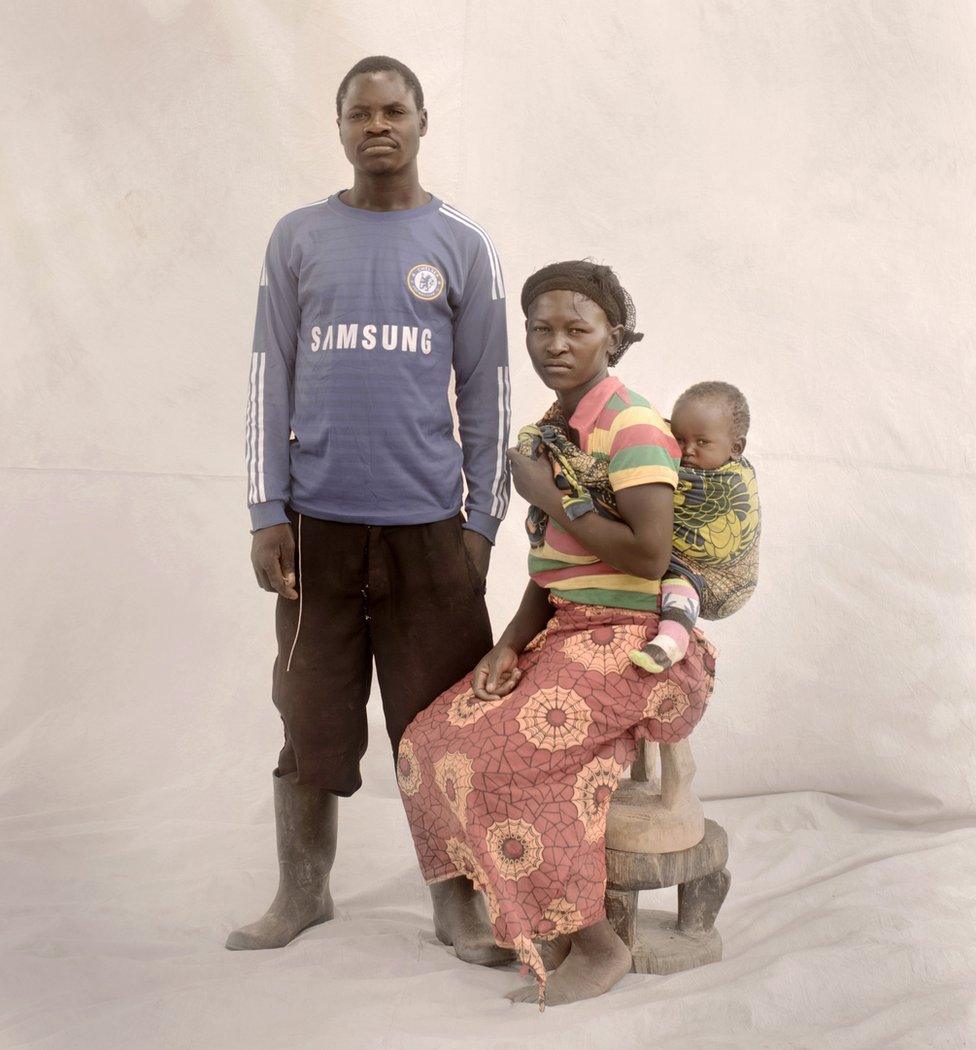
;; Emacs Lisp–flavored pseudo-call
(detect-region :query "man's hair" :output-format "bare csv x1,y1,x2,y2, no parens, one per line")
675,381,751,437
335,56,425,116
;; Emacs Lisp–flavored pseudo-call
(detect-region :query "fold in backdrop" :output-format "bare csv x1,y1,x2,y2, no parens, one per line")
2,2,975,1047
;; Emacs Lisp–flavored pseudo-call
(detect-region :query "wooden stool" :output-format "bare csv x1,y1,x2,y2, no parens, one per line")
604,739,730,975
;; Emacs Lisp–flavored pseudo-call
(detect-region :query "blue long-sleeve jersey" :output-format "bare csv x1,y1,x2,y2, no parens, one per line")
245,194,511,542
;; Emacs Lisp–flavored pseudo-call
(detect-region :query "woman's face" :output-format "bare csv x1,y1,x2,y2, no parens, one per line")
525,291,622,395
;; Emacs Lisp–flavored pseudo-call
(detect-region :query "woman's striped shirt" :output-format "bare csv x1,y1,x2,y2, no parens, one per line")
527,376,680,611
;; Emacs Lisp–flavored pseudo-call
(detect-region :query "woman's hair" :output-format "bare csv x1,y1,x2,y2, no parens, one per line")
520,260,644,366
676,381,751,437
335,56,425,116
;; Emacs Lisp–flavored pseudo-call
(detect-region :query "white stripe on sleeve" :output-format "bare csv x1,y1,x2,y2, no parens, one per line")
499,365,511,515
438,204,504,300
256,351,267,503
489,365,511,517
247,353,259,503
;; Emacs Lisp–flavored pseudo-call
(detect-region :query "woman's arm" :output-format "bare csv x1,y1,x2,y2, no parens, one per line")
507,449,674,579
497,579,554,653
546,483,673,579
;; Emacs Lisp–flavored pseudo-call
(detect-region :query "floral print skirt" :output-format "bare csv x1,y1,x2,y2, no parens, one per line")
396,596,717,1003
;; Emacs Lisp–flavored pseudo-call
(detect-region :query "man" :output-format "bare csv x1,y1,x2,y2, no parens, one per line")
227,57,511,964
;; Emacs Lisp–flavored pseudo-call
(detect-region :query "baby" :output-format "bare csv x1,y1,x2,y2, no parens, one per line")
629,381,760,674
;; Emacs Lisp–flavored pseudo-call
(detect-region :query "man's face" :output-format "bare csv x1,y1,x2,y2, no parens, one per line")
337,71,427,176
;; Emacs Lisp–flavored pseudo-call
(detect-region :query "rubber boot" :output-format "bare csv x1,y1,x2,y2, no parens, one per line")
225,772,338,950
430,876,515,966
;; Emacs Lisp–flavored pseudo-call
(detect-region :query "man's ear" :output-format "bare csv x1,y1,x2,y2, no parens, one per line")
419,108,428,136
732,436,747,459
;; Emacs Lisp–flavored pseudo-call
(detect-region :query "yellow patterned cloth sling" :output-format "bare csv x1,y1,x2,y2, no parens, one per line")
517,408,760,620
670,458,761,619
518,407,621,543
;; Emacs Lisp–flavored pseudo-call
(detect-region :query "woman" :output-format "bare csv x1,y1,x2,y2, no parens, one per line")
396,261,717,1007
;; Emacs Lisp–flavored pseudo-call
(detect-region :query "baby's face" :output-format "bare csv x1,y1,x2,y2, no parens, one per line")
670,397,742,470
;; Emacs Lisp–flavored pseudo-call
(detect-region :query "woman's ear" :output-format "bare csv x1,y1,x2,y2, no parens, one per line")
606,323,625,360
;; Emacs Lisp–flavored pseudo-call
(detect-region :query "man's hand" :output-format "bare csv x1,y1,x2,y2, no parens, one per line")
506,447,562,515
462,527,491,585
251,522,298,600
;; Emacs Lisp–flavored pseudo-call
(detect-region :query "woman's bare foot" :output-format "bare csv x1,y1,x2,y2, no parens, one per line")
536,934,571,971
507,920,632,1006
431,876,515,967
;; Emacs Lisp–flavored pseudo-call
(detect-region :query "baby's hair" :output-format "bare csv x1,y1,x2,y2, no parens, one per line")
676,381,750,437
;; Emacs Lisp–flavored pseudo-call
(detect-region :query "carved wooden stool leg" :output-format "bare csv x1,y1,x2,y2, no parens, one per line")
630,739,660,787
604,734,731,977
660,740,696,809
677,868,731,934
606,819,730,976
605,888,637,948
605,739,704,854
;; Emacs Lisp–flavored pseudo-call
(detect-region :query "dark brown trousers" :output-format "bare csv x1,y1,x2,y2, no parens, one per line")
272,511,493,795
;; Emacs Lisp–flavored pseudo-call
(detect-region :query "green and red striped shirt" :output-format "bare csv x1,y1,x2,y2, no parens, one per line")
528,376,680,611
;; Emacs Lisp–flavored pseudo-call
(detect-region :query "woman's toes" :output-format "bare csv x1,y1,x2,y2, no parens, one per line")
455,941,515,967
505,985,541,1004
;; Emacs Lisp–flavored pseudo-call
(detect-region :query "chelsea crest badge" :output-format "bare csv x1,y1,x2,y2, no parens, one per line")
406,263,445,301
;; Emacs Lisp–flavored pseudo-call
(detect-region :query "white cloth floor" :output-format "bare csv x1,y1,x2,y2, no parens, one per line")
2,765,974,1047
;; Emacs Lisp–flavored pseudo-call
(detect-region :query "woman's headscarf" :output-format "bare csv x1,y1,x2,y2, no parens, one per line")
520,260,644,365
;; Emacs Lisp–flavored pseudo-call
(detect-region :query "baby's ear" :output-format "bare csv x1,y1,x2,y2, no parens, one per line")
732,436,747,459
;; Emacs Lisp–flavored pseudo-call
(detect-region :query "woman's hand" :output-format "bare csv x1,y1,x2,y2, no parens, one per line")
506,448,562,515
472,642,523,701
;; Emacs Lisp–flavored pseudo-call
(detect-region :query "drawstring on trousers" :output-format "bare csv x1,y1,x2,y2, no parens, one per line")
285,514,304,672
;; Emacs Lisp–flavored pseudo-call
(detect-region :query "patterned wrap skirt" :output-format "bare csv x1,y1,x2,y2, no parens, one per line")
396,595,717,1004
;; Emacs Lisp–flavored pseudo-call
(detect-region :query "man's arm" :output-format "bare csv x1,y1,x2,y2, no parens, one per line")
452,229,510,556
246,218,300,598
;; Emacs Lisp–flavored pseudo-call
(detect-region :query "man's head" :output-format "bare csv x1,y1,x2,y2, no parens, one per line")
670,381,750,469
336,57,427,177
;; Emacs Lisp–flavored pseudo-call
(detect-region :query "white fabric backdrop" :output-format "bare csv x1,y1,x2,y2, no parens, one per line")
2,1,974,1046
